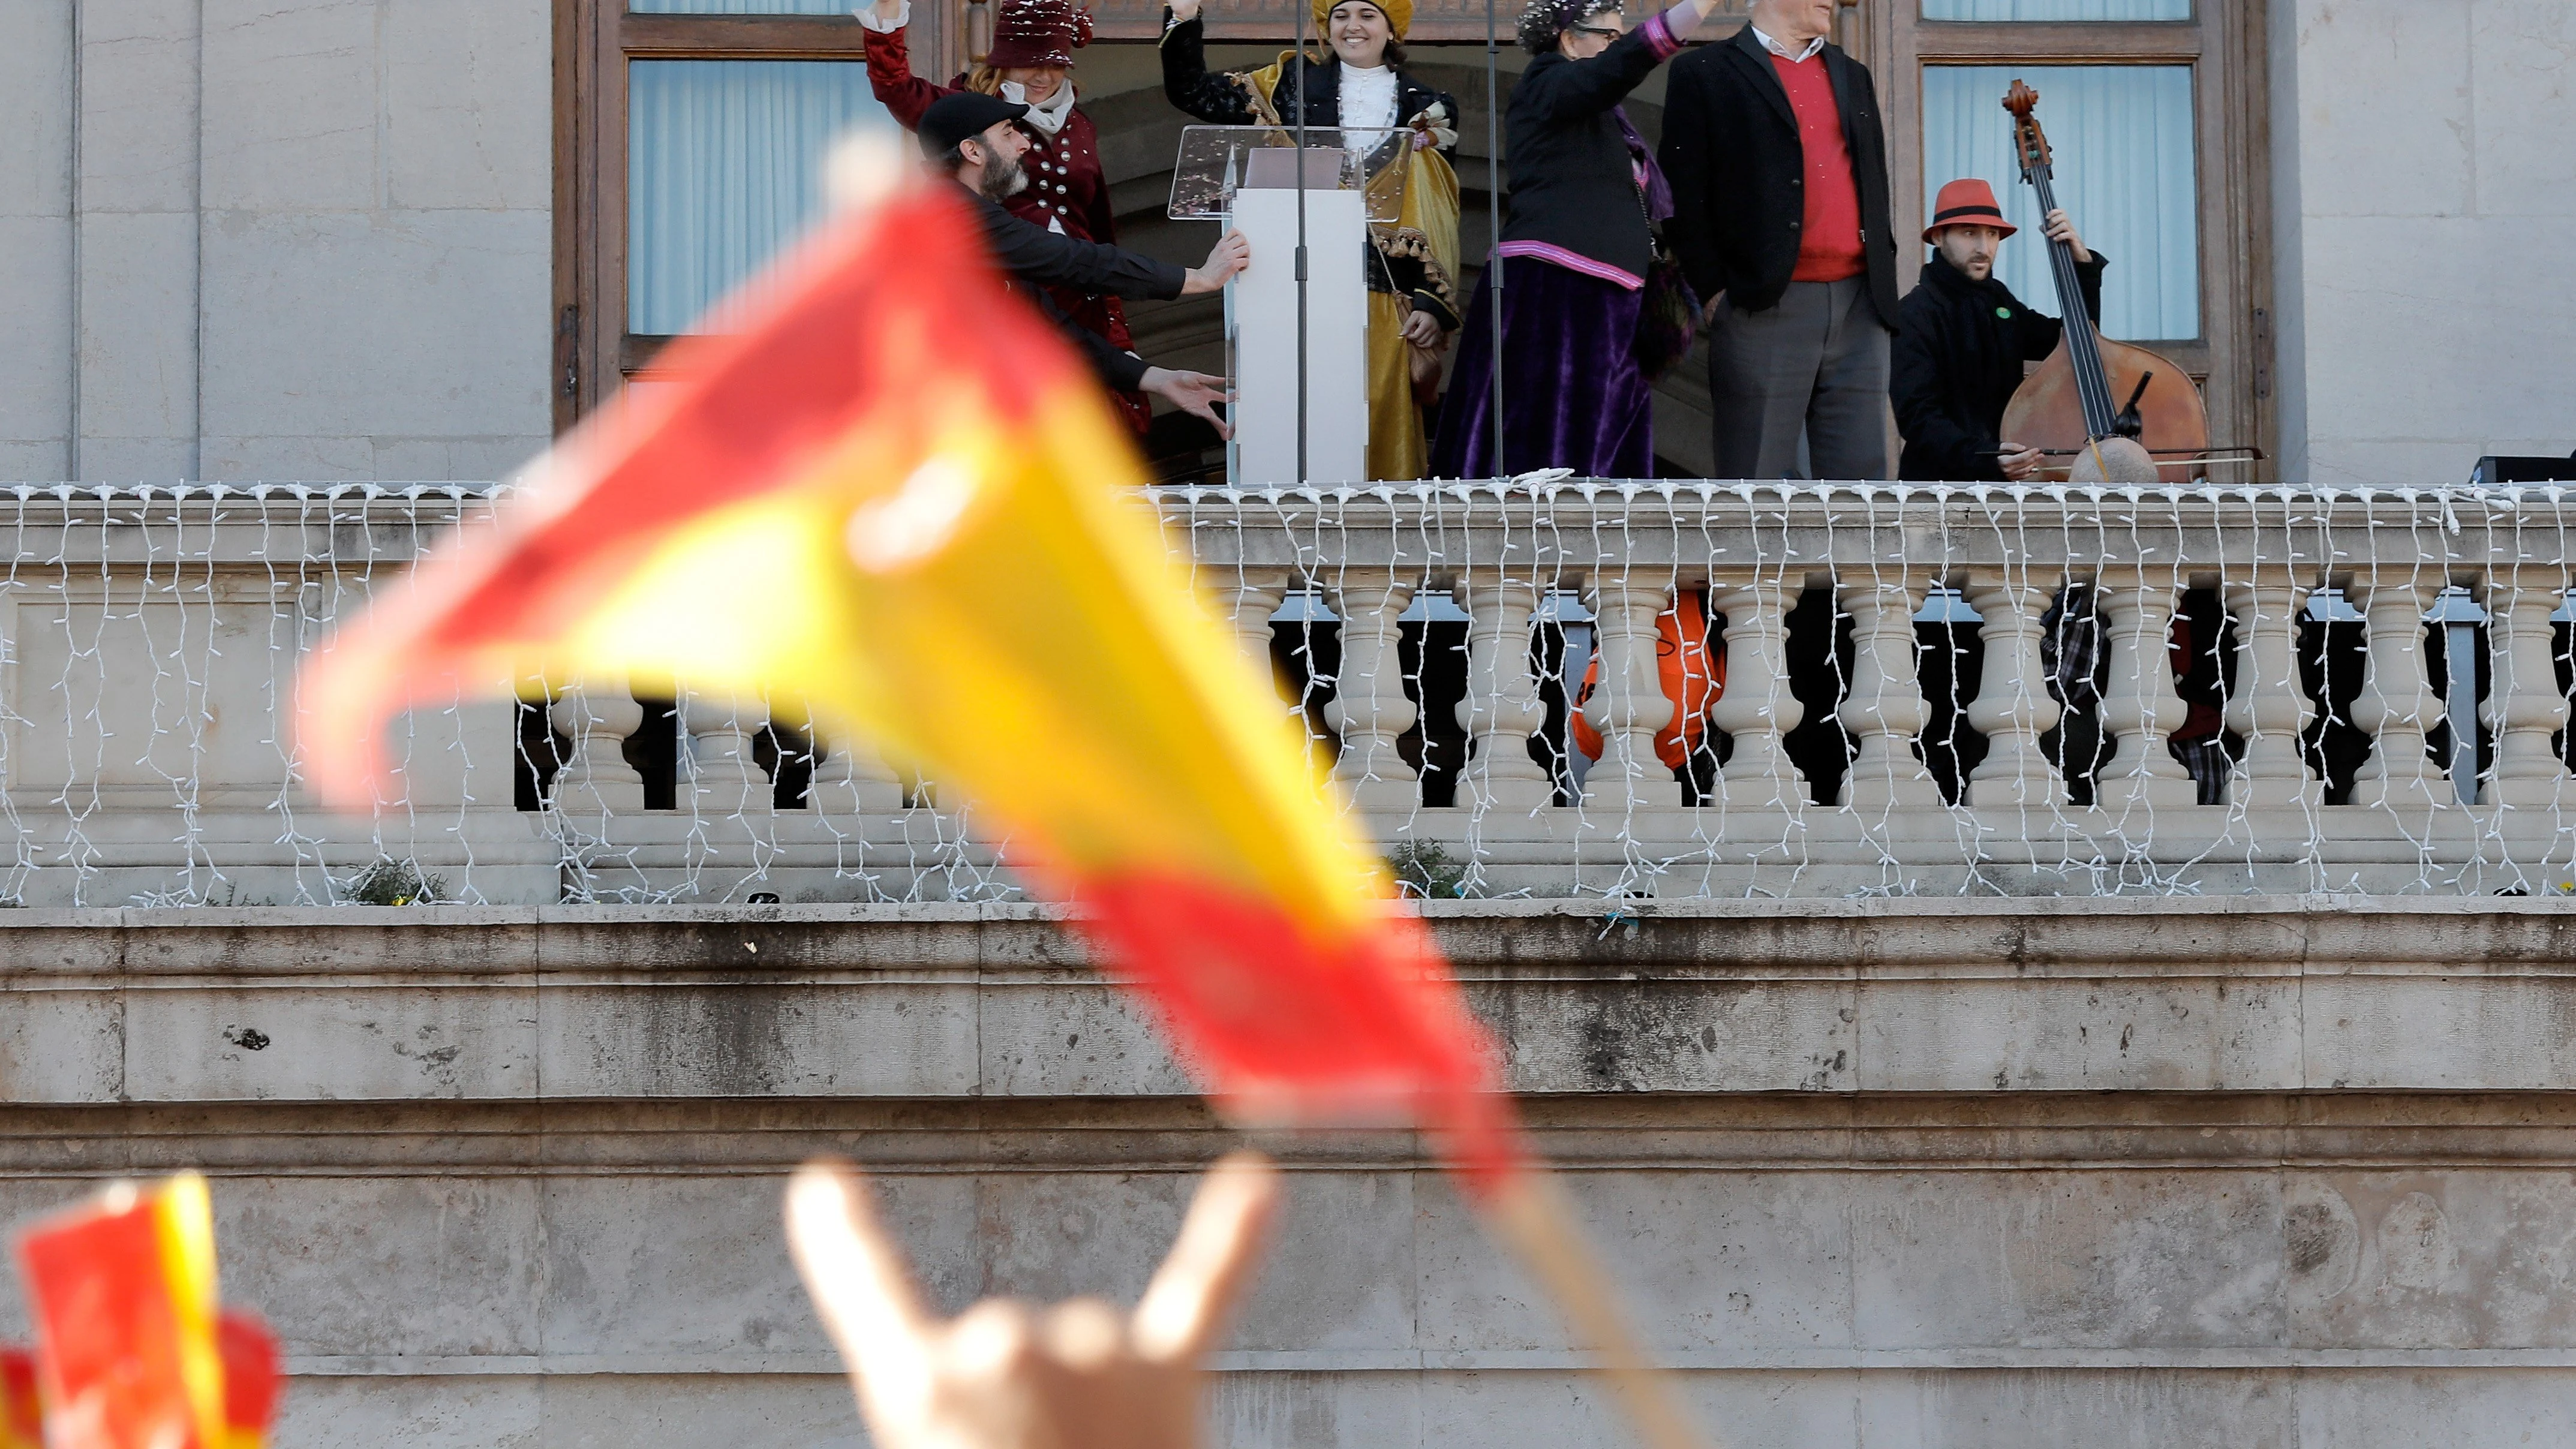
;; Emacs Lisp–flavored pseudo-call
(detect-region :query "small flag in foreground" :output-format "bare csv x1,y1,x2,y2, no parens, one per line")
0,1348,41,1449
214,1313,281,1449
295,158,1525,1190
15,1174,226,1449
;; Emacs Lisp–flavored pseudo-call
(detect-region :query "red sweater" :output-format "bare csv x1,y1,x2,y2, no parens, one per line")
1768,51,1865,284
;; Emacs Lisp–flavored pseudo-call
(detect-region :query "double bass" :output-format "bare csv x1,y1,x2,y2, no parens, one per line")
1996,80,2212,483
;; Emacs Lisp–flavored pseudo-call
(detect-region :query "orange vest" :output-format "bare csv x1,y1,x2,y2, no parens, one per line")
1570,591,1726,769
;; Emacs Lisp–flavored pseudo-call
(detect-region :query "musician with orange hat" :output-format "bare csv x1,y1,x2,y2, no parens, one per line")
1890,177,2103,482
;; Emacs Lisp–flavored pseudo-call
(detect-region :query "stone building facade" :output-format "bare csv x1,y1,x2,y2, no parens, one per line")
3,4,2575,1448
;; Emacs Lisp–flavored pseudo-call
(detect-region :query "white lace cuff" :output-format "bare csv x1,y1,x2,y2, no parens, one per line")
854,1,911,34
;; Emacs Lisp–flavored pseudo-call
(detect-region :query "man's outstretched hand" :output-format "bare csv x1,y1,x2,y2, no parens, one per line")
1138,367,1234,438
787,1152,1282,1449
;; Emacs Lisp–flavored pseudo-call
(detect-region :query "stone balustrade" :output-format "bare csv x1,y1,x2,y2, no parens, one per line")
7,482,2576,905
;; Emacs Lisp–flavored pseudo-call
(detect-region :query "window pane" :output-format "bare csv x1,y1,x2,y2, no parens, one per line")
630,1,855,13
1923,0,2190,18
628,60,891,335
1920,64,2199,340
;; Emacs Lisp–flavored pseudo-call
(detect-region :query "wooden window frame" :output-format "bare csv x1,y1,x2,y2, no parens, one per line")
554,1,963,431
1856,0,2276,473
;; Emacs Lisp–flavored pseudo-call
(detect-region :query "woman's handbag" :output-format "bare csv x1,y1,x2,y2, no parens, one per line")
1632,230,1700,384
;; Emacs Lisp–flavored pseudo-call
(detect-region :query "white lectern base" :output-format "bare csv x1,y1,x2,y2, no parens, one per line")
1225,187,1369,487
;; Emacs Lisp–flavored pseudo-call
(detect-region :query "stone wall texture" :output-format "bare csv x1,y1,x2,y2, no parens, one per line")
0,898,2571,1447
2270,0,2576,485
6,0,552,483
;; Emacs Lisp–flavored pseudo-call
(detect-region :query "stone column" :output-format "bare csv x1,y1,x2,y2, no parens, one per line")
1455,575,1553,812
805,727,907,817
1962,573,2062,810
2350,574,2446,811
1838,573,1941,810
2223,576,2320,810
2486,573,2569,810
680,689,768,816
1580,576,1684,813
1227,572,1292,696
1708,578,1805,811
551,683,647,817
1324,576,1419,809
2094,575,2197,811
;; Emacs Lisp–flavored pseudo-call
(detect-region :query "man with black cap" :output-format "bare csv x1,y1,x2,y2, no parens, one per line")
920,92,1248,436
1889,176,2103,482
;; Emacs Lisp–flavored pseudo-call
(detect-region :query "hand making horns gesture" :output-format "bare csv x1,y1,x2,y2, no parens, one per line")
787,1152,1284,1449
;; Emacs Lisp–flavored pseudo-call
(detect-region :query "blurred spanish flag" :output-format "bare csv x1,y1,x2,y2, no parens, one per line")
12,1174,282,1449
293,148,1522,1191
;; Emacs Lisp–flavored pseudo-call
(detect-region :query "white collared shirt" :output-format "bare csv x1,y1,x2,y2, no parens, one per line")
1338,62,1398,134
1749,23,1826,63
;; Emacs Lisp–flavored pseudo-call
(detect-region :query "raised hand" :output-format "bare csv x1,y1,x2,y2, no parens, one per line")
787,1152,1282,1449
1169,0,1204,24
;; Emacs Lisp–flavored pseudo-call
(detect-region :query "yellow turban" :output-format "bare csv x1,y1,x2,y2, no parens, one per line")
1313,0,1412,40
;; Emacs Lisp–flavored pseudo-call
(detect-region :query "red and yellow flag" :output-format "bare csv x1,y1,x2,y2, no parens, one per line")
0,1347,43,1449
294,162,1523,1190
14,1175,224,1449
214,1313,279,1449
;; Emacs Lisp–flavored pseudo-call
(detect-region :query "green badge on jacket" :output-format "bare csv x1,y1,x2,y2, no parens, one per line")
1995,306,2013,319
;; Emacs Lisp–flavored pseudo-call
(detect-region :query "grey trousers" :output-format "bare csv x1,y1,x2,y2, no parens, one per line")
1707,276,1891,481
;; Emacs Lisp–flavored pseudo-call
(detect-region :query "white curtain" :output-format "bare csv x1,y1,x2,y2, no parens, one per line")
1922,0,2190,19
629,1,856,13
628,60,893,334
1919,64,2199,341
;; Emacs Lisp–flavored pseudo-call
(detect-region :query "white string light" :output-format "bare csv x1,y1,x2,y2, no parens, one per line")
0,482,2567,907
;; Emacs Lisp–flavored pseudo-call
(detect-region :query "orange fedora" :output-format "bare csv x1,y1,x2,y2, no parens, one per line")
1924,178,2016,243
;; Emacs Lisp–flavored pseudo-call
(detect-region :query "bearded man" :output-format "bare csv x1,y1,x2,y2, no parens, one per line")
921,92,1248,438
1889,177,2104,482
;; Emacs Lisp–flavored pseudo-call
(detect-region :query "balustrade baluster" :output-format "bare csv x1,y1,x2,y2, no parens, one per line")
804,727,907,817
1581,576,1684,813
1324,576,1420,809
2486,573,2569,809
2224,577,2320,810
1456,575,1553,811
681,689,768,816
2351,573,2446,811
1228,572,1292,692
1839,573,1940,810
1709,578,1804,811
1963,573,2061,809
551,683,647,817
2094,575,2198,811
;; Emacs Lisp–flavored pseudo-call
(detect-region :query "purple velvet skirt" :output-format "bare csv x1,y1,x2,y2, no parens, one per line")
1430,255,1653,480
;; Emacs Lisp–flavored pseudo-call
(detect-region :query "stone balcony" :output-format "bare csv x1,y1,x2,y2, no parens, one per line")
6,482,2573,907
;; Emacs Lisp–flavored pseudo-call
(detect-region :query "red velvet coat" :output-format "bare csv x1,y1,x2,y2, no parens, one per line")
864,24,1150,431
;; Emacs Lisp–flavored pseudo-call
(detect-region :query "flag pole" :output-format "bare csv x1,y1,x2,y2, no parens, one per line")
1294,0,1311,486
1482,0,1505,480
1486,1164,1715,1449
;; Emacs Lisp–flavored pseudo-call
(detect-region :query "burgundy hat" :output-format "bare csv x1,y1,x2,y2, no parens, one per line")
1923,178,2017,243
985,0,1092,69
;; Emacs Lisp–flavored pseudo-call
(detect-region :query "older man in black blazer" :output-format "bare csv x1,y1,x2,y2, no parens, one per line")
1659,0,1898,480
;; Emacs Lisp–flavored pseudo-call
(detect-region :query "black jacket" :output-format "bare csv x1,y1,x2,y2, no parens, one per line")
961,184,1188,391
1158,15,1461,326
1890,249,2107,482
1658,26,1896,324
1499,20,1677,282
